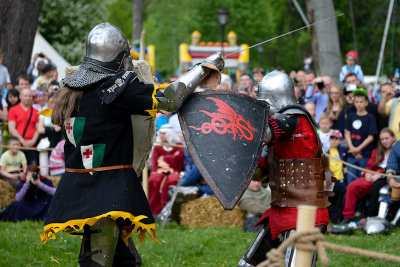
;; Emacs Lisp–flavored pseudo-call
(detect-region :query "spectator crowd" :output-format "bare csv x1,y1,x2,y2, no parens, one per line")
0,47,400,235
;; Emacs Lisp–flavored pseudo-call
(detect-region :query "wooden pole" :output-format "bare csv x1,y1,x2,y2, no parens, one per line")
142,164,149,198
295,205,317,267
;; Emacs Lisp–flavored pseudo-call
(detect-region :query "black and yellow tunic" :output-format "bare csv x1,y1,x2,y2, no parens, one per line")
41,71,158,245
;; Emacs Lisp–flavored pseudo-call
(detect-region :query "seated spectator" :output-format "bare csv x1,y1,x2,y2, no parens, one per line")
325,84,345,129
0,164,55,221
239,181,271,216
252,67,264,92
239,180,271,232
339,50,364,83
341,128,396,224
318,112,333,153
27,52,52,83
33,86,48,112
49,139,65,177
2,89,21,147
156,111,172,131
181,162,213,197
47,80,60,94
148,124,184,215
38,92,61,148
0,137,27,189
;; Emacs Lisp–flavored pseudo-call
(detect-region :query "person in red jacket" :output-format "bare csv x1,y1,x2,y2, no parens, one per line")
148,124,184,215
238,71,331,267
341,128,396,224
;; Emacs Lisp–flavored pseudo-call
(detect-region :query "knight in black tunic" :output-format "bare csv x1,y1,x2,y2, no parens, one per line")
40,22,224,267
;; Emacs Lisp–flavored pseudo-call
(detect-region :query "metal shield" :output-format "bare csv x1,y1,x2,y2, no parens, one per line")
178,91,269,210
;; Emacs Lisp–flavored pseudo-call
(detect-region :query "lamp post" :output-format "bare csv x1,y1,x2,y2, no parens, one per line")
217,7,229,55
257,44,264,67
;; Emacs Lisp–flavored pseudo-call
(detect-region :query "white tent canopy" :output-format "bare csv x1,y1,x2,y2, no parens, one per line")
31,32,71,80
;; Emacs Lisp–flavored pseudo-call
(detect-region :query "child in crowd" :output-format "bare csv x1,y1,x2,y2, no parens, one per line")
339,50,364,83
318,112,332,153
344,88,378,186
327,130,346,223
0,137,27,189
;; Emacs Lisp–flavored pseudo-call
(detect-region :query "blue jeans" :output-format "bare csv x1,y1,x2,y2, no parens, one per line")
345,156,369,187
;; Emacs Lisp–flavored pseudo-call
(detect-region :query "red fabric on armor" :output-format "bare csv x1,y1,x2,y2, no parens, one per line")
257,115,329,239
256,207,329,240
273,115,317,159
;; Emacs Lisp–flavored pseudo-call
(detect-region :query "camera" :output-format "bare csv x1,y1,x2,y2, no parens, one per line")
317,82,325,90
32,173,39,181
38,52,44,58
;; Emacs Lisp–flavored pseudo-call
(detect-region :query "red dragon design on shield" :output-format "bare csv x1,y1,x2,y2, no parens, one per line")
188,97,255,141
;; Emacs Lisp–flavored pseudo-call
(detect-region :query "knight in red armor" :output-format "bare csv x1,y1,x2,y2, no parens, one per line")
238,71,331,267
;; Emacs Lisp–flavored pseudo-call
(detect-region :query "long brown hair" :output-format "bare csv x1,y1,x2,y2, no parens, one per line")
51,86,83,127
327,84,345,111
375,128,395,164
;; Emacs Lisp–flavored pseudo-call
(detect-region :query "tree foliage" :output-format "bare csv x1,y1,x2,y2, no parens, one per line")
37,0,400,78
38,0,112,65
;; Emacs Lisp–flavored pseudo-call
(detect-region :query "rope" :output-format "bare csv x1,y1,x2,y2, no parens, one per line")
324,152,400,179
257,229,400,267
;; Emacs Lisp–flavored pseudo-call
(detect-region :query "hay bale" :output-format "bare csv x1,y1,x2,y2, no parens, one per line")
47,176,61,188
0,179,16,208
179,196,246,227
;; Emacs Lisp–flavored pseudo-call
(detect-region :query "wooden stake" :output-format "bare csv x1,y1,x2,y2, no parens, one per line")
295,205,317,267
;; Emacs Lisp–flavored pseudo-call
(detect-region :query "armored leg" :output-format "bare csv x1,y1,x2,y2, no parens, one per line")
78,218,120,267
238,224,325,267
112,237,142,267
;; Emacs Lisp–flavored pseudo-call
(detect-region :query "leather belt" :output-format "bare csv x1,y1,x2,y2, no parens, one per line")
66,164,133,173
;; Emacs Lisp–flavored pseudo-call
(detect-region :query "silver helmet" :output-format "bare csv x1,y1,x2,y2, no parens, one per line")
257,70,296,115
63,22,133,89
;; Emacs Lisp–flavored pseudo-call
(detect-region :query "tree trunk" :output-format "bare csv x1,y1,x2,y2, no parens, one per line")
305,0,342,83
133,0,143,43
0,0,43,85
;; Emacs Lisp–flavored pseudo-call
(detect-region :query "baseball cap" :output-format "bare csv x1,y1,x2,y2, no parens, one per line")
353,88,368,98
330,130,342,139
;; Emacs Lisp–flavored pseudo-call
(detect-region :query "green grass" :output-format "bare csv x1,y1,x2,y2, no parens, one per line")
1,221,400,266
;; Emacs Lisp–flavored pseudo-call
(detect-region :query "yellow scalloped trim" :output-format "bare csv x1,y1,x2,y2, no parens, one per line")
40,211,158,247
145,85,159,117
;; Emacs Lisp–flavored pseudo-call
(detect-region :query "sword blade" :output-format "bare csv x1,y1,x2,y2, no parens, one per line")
223,13,344,59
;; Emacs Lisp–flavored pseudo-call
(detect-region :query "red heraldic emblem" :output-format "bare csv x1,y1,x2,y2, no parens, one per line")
178,91,269,209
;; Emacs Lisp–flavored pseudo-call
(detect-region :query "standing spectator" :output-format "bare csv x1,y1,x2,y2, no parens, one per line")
304,102,316,119
238,73,254,97
0,164,55,221
148,125,184,215
156,111,172,130
341,128,396,224
252,67,264,84
318,112,333,153
305,76,329,122
0,50,12,91
38,92,61,148
0,137,27,189
327,130,346,223
339,50,364,83
2,89,21,147
27,52,52,83
16,73,32,90
344,88,378,186
377,83,399,140
8,89,40,165
325,85,345,129
31,64,55,91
